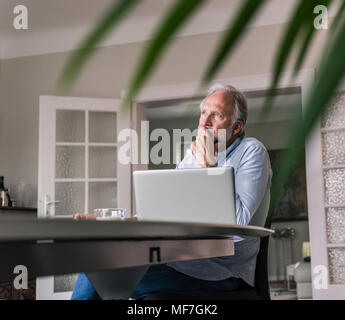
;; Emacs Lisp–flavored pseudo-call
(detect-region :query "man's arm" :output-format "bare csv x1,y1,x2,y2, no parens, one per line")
235,143,271,225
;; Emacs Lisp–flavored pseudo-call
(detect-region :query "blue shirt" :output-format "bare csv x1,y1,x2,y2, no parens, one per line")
167,137,272,286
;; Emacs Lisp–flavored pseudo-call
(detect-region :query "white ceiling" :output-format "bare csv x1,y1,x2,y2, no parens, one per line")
0,0,340,59
0,0,232,36
0,0,166,36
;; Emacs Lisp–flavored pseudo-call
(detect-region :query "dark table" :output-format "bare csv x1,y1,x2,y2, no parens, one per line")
0,217,273,299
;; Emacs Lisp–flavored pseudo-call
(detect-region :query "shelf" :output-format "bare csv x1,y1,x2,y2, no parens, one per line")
0,207,37,212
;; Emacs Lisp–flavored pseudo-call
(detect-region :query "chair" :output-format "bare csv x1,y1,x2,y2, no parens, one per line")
144,188,272,300
144,236,270,300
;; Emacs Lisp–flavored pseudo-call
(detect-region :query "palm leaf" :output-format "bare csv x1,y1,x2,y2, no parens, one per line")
330,0,345,32
260,0,330,119
201,0,267,86
122,0,206,109
292,24,316,75
265,16,345,228
58,0,140,89
293,0,333,75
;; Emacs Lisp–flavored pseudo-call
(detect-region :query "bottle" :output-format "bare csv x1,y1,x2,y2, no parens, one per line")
0,176,12,207
0,176,4,190
0,176,5,207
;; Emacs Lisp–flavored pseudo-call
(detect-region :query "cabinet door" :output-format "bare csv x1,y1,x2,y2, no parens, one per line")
306,89,345,299
37,95,131,299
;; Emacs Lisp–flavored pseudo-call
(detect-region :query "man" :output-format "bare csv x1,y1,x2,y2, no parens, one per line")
71,84,272,300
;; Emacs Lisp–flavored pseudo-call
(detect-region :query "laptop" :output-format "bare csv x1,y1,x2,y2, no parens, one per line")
133,167,236,225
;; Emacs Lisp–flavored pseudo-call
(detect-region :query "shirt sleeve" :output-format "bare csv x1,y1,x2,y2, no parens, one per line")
235,143,271,225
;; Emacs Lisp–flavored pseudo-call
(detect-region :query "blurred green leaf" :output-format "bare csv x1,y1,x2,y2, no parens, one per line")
201,0,267,86
58,0,140,89
292,24,316,75
330,0,345,32
266,16,345,228
59,0,345,228
293,0,333,75
260,0,329,119
122,0,206,109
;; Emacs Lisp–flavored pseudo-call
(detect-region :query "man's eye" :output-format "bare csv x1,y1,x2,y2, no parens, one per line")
215,113,222,118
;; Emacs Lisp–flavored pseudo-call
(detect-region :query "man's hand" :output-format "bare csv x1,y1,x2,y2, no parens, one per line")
191,128,217,168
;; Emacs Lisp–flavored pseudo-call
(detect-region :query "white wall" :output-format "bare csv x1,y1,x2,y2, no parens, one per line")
0,20,329,193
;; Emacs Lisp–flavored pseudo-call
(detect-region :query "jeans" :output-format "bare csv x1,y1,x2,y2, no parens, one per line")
71,264,249,300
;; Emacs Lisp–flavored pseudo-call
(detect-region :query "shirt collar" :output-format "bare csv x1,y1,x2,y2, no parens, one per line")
216,137,242,165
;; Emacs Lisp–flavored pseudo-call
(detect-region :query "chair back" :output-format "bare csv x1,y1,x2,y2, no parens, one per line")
253,236,270,299
249,188,271,300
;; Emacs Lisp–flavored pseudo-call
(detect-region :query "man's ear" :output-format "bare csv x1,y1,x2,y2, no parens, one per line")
233,120,244,136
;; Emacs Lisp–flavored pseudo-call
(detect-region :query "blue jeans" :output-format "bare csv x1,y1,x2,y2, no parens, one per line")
71,264,249,300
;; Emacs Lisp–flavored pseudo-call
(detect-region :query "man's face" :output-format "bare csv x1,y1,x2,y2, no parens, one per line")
198,91,235,144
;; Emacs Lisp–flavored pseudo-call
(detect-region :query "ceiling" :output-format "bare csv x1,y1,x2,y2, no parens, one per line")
0,0,233,36
0,0,340,59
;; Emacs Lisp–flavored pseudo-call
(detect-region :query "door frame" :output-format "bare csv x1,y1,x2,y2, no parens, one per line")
124,69,315,217
37,95,131,299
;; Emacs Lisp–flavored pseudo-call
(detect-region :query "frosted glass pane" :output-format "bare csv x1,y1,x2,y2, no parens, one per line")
89,112,117,143
321,93,345,128
328,248,345,284
324,169,345,205
327,208,345,244
56,146,85,178
55,182,84,216
54,274,78,293
89,147,117,178
89,182,117,213
56,110,85,142
322,130,345,166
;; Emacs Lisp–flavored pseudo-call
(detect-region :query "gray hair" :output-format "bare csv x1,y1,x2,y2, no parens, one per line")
200,83,248,138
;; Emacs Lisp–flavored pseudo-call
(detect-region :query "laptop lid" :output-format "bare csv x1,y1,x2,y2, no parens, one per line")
133,167,236,225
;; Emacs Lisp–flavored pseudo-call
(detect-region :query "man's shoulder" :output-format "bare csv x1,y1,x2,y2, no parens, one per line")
239,137,268,153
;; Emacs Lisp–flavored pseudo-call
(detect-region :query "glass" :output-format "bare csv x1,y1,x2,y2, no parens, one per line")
322,130,345,166
88,182,117,213
323,168,345,205
55,182,84,216
328,248,345,284
89,147,117,178
56,146,85,178
326,207,345,244
89,112,117,143
93,208,128,220
56,110,85,142
54,274,78,293
321,93,345,128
